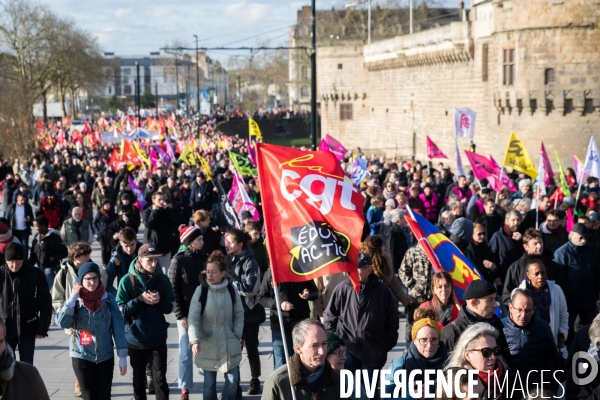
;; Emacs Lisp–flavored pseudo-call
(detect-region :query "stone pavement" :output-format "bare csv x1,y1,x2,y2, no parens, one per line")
35,229,407,399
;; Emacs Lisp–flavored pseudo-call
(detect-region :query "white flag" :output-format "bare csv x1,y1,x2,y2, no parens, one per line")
454,107,476,139
583,136,600,179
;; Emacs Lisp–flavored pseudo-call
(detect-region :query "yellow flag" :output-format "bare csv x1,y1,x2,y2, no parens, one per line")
131,141,150,169
502,132,538,178
197,155,212,181
248,118,262,139
178,145,197,166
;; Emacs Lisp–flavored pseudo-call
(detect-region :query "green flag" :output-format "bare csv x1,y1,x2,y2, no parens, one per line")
229,151,257,178
555,151,570,196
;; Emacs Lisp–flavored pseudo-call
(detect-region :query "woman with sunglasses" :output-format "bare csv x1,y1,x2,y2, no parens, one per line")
445,322,509,400
385,308,448,398
56,262,128,400
419,271,460,328
383,182,397,200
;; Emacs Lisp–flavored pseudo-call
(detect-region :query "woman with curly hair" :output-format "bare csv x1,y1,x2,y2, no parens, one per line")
360,235,416,309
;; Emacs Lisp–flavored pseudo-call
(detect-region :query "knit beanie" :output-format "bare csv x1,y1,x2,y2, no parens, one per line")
449,218,474,242
78,262,101,284
179,224,202,246
4,242,24,261
326,331,345,356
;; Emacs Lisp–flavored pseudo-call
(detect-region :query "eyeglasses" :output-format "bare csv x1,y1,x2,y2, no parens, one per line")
83,277,99,283
468,346,501,358
511,307,534,315
332,348,346,357
416,337,440,346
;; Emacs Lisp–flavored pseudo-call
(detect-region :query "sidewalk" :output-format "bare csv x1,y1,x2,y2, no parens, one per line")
35,230,407,399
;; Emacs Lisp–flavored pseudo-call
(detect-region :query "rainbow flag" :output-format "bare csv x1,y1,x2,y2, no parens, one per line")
404,208,484,302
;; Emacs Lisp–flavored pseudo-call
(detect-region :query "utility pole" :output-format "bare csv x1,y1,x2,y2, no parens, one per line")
194,35,200,116
155,81,158,116
310,0,317,150
135,62,140,123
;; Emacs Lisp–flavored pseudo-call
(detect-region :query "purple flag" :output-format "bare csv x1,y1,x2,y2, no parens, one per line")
246,139,257,166
128,176,147,211
165,137,175,161
318,134,348,161
154,145,171,164
540,142,554,187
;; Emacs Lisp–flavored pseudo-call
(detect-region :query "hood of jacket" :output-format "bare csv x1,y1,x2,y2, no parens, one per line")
228,247,255,266
127,256,163,283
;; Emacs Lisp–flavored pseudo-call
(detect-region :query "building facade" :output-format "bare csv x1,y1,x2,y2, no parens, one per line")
317,0,600,169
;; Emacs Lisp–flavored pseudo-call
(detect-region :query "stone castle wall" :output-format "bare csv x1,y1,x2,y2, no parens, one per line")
317,0,600,172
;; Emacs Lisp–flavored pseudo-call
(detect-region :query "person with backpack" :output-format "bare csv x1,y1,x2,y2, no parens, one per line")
116,244,175,400
225,228,265,396
168,225,208,400
188,250,244,400
51,242,99,397
105,228,142,297
56,262,128,400
29,215,68,290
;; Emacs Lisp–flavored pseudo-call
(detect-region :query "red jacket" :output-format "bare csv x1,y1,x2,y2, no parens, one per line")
40,196,63,228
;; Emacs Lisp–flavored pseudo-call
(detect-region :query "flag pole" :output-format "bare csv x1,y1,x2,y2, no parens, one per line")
495,168,504,204
273,285,298,400
574,168,585,213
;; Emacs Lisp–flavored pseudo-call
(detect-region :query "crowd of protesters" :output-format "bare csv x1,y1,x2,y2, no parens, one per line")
0,111,600,399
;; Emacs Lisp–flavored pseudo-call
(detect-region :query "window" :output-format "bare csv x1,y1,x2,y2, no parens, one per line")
340,104,353,120
300,86,309,98
108,86,112,94
544,68,555,85
337,64,343,70
301,66,308,80
503,49,515,85
124,85,132,95
122,77,129,84
123,68,131,75
482,44,488,82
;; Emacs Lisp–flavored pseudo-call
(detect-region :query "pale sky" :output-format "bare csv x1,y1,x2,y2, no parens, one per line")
37,0,456,64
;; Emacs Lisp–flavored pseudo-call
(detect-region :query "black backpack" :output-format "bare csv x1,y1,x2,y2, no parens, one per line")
198,283,236,316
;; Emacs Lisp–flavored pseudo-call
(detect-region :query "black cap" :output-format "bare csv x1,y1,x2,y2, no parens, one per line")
463,280,496,300
481,188,492,195
4,242,24,261
357,251,372,269
241,211,253,221
572,223,590,237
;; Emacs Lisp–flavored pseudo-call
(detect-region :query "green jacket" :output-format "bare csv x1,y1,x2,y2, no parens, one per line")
115,259,175,348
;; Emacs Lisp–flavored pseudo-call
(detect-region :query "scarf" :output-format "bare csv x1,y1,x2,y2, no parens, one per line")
303,363,325,392
72,219,83,241
477,360,504,400
0,230,14,254
0,344,16,383
526,279,551,324
502,224,514,238
135,260,155,280
404,341,448,372
431,299,454,325
79,282,106,314
589,343,600,363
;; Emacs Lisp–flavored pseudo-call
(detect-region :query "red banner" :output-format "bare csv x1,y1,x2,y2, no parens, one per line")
256,143,363,290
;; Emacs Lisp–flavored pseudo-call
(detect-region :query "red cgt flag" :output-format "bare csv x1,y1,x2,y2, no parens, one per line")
109,148,125,172
256,143,363,291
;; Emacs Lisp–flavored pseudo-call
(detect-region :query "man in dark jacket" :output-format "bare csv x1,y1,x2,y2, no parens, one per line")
474,198,504,243
324,252,399,373
441,280,512,364
190,173,215,212
142,192,179,275
5,192,33,257
502,228,566,305
541,209,569,254
554,223,600,343
259,268,317,370
105,227,142,296
116,244,175,400
384,209,409,273
502,288,562,393
0,242,52,364
29,215,68,290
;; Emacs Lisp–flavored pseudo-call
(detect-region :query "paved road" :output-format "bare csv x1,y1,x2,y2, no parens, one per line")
35,229,408,399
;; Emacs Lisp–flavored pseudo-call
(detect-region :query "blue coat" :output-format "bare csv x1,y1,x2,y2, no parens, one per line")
501,316,561,391
489,227,523,280
366,205,383,236
553,241,600,310
56,293,128,364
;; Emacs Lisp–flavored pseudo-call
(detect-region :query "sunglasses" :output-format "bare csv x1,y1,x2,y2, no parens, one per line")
469,346,501,358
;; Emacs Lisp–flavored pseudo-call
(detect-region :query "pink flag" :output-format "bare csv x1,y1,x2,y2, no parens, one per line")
463,151,496,180
318,134,348,161
566,208,574,233
228,171,259,222
574,154,588,182
149,148,158,168
426,136,448,159
165,136,175,161
246,139,257,166
489,156,518,192
540,142,554,187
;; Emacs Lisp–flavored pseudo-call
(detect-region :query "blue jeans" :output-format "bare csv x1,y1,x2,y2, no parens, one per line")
203,366,239,400
177,320,194,389
345,351,379,400
7,335,36,364
43,267,56,291
12,230,29,260
272,330,294,370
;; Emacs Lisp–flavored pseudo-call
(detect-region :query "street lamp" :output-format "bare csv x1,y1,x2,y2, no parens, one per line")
345,0,371,44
